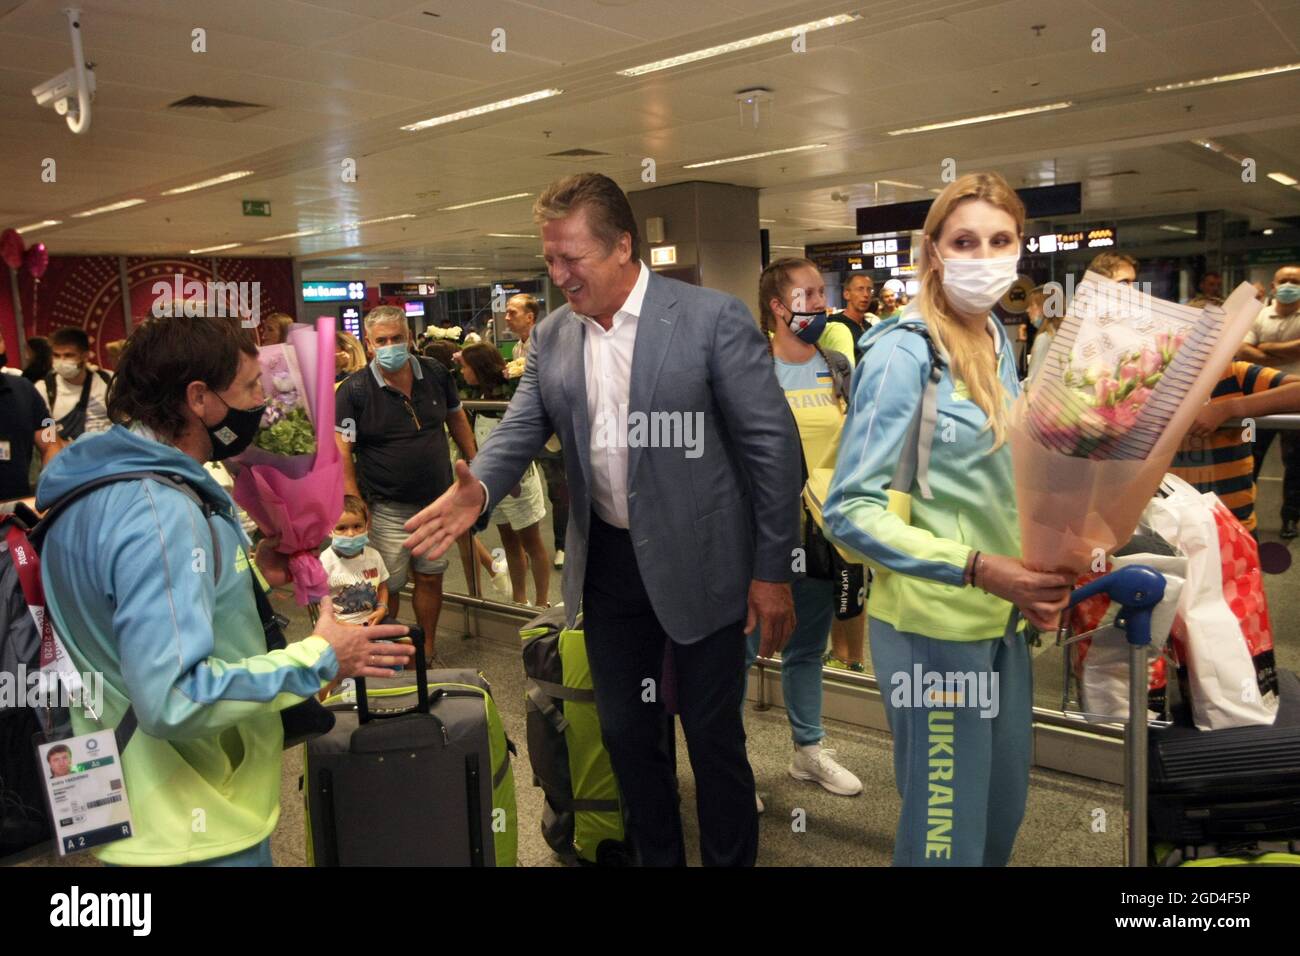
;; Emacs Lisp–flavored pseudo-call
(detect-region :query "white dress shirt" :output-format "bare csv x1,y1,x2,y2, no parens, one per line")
476,262,649,527
579,261,649,529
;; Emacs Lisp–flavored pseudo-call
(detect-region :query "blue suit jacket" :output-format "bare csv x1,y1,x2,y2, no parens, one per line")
470,271,800,643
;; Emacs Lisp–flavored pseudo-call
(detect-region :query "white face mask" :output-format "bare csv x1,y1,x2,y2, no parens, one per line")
53,359,82,381
936,252,1020,314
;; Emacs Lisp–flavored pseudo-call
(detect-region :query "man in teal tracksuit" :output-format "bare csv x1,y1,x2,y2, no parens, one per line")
36,315,410,865
824,312,1034,866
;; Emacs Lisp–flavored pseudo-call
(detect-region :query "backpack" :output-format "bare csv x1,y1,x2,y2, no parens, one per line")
43,369,112,442
519,605,630,865
802,321,948,565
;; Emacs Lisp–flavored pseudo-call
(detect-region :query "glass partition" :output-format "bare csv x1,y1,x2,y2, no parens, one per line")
440,404,1300,727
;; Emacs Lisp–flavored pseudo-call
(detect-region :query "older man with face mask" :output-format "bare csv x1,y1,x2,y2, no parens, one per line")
334,305,478,658
1239,264,1300,538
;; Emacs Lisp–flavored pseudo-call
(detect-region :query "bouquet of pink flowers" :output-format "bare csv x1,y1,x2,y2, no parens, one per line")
252,343,317,457
1012,273,1260,572
1031,330,1187,459
230,318,342,605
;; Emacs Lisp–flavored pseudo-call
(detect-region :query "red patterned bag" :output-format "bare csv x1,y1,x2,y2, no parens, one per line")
1146,474,1279,730
1167,495,1279,715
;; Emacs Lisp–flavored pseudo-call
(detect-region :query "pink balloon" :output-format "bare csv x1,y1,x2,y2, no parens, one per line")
23,242,48,279
0,229,23,270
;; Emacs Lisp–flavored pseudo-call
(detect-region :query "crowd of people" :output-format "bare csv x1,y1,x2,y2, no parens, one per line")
4,168,1299,869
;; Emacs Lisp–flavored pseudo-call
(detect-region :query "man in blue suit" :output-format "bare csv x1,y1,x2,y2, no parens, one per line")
404,172,799,866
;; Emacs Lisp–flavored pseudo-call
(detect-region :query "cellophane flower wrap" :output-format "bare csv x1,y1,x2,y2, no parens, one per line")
231,317,342,604
1011,272,1260,573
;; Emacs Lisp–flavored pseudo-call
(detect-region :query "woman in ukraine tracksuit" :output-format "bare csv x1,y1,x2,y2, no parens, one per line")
823,172,1074,866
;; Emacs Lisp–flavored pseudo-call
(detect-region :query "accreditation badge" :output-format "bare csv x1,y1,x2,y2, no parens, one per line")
37,730,134,855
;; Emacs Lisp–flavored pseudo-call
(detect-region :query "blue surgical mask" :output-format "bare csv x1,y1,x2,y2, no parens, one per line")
376,343,409,371
332,533,367,556
1276,284,1300,305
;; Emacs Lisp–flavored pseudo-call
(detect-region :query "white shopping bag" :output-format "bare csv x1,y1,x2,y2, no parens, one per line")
1144,474,1279,730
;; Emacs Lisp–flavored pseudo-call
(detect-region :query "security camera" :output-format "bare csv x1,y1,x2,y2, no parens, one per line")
30,8,94,134
33,68,79,110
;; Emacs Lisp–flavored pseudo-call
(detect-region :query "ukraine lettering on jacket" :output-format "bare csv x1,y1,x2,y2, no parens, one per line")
926,709,955,860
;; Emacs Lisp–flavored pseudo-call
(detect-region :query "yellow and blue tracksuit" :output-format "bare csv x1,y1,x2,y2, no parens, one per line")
36,424,338,865
745,352,844,745
824,311,1032,866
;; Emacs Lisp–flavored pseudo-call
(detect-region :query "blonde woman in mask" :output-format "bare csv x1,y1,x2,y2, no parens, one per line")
823,172,1074,866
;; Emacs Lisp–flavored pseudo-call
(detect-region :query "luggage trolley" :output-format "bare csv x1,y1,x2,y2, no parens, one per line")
1058,564,1167,867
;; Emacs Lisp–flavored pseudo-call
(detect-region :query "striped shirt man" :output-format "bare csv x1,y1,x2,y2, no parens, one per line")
1171,362,1295,532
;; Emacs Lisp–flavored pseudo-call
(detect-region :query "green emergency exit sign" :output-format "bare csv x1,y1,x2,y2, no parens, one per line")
242,200,271,217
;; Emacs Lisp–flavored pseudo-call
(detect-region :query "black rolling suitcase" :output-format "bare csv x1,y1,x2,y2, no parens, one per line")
304,633,517,866
1149,668,1300,847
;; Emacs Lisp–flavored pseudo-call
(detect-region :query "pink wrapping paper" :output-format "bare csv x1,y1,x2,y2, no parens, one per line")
232,317,342,604
1012,281,1261,573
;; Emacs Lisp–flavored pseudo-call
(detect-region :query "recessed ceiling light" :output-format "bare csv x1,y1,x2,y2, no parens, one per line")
1267,172,1299,187
684,144,828,169
1264,228,1275,235
487,233,538,238
439,192,532,211
189,242,242,254
1148,62,1300,93
14,219,61,232
887,102,1072,136
160,170,255,195
402,89,563,132
71,198,146,218
259,228,322,242
877,179,923,189
1158,225,1198,235
336,214,417,229
616,14,860,76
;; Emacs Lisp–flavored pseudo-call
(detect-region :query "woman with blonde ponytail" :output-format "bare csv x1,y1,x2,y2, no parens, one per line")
823,172,1074,866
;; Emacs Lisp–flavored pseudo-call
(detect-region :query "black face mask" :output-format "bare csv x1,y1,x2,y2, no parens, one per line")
205,391,267,461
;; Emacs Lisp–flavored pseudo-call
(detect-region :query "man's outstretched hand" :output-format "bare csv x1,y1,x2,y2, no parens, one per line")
402,459,486,560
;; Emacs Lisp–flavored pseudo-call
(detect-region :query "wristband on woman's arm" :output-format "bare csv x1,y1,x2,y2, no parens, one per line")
964,550,981,587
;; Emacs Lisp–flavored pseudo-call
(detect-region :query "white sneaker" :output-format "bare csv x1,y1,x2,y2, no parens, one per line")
755,792,765,814
553,549,565,569
788,742,862,796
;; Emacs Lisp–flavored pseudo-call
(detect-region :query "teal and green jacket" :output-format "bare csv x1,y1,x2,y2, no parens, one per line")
824,311,1024,641
36,424,338,865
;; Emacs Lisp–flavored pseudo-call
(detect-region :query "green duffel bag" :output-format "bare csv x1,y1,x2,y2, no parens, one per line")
1154,840,1300,866
520,605,628,865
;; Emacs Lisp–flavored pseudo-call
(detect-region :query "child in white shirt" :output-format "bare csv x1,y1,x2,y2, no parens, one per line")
321,495,390,626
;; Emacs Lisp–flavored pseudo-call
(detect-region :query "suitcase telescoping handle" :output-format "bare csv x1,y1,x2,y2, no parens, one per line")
355,626,429,725
1067,565,1165,868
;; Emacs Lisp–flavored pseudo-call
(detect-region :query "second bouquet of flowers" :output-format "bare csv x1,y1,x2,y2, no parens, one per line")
1011,272,1259,572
